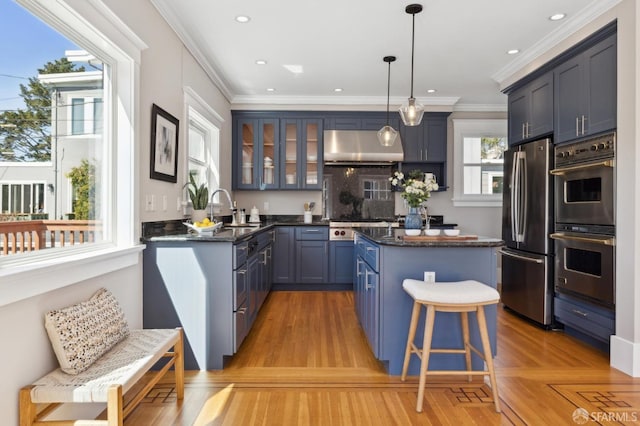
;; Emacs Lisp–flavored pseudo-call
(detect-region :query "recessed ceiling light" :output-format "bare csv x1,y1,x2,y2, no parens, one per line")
426,89,436,94
255,60,267,65
235,15,250,23
549,13,566,21
507,49,520,55
334,88,343,92
266,88,275,92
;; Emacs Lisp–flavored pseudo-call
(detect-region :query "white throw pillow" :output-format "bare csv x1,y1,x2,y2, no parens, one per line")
44,288,130,374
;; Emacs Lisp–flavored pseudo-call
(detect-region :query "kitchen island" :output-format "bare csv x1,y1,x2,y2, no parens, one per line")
353,228,503,376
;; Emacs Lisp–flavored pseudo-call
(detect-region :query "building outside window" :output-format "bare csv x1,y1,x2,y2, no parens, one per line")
452,119,508,207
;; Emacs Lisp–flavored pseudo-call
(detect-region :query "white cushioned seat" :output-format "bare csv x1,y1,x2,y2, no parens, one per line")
30,329,179,403
402,279,500,305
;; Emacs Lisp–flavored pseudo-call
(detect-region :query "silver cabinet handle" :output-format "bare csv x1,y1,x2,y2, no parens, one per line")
571,309,588,317
581,115,586,135
237,307,247,315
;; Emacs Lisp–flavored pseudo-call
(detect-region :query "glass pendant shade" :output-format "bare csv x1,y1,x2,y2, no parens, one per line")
399,97,425,127
377,125,398,146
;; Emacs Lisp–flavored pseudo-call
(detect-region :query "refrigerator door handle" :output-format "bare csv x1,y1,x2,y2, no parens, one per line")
513,151,527,243
510,151,519,241
498,248,544,264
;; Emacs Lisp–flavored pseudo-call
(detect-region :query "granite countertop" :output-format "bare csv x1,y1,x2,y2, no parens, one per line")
356,228,504,248
141,217,329,243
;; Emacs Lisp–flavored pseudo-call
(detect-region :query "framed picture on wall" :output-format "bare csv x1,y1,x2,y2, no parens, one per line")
150,103,179,182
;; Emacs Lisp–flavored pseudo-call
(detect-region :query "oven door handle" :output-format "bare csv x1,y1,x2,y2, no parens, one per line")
550,232,616,246
549,159,615,175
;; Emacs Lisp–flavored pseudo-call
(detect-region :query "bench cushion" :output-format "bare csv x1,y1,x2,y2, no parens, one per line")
44,288,130,374
30,329,179,403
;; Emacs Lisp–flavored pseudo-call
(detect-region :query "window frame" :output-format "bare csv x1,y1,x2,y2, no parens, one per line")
451,119,507,207
0,0,147,307
183,87,223,209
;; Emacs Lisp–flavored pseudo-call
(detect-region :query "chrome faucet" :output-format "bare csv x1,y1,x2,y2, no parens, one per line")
210,189,235,224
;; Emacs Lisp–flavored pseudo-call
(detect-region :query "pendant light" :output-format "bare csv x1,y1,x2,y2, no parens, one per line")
399,3,425,127
378,55,398,146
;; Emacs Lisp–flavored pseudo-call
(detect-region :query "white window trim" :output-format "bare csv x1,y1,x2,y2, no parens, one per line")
183,86,224,208
451,118,507,207
0,0,148,307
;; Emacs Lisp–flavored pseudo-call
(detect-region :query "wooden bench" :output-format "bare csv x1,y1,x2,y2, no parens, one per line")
19,328,184,426
19,287,184,426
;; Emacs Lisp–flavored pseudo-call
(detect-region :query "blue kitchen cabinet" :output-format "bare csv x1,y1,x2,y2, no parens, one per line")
554,32,616,143
272,226,295,283
280,118,323,190
508,72,553,146
399,112,449,162
354,234,380,357
554,293,615,352
329,240,354,284
233,117,280,190
295,226,329,284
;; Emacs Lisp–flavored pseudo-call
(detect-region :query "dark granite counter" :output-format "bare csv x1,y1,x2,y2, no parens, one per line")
356,228,504,247
141,216,329,243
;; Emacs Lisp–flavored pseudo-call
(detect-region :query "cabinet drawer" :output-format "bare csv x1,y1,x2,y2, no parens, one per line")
554,296,615,343
355,235,379,272
295,227,329,240
234,242,248,269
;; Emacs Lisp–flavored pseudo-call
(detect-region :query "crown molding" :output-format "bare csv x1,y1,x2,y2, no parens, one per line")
150,0,234,102
230,94,460,107
492,0,622,86
453,103,507,113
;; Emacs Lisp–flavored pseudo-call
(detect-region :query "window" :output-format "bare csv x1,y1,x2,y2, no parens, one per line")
452,119,507,207
1,0,143,305
1,182,45,215
71,98,84,135
362,177,392,200
184,88,222,208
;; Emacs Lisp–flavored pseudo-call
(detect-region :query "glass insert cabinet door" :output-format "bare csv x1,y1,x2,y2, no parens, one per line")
238,118,279,188
280,118,322,189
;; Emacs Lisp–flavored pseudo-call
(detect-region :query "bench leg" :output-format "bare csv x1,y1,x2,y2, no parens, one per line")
107,384,123,426
175,327,185,400
19,386,37,426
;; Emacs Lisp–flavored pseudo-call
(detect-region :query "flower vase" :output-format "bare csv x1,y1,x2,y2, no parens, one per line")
404,207,423,230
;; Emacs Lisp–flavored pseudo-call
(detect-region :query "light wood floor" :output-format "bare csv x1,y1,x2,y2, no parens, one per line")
125,291,640,425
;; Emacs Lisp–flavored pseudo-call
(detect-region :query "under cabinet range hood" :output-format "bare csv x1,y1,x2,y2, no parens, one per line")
323,130,404,164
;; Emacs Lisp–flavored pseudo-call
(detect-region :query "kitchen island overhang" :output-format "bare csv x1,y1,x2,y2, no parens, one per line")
353,228,504,376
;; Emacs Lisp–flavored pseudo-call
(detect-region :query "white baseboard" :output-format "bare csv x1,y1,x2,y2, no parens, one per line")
610,335,640,377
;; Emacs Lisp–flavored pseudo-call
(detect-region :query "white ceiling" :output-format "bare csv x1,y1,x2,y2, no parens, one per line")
151,0,617,110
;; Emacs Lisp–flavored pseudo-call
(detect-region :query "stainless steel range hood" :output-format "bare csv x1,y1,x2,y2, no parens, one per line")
323,130,403,163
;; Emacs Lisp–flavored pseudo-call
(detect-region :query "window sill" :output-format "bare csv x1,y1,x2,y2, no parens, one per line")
452,198,503,208
0,244,145,307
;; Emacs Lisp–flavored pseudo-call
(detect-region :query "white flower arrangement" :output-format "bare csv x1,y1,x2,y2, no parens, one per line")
389,170,438,208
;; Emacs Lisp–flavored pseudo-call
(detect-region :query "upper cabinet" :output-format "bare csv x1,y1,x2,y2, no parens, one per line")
233,113,323,190
508,73,553,146
399,113,449,162
280,118,323,190
554,33,617,144
235,118,280,190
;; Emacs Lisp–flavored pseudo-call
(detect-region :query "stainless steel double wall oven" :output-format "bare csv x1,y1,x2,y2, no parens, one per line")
550,132,616,308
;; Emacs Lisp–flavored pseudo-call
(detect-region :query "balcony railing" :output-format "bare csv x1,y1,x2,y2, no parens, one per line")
0,220,102,256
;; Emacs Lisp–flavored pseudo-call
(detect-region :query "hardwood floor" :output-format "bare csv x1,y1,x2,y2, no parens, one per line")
126,291,640,425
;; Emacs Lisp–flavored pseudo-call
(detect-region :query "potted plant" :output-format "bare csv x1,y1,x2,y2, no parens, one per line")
185,172,209,223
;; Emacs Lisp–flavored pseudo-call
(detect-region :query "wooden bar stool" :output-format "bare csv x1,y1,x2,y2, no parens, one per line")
400,278,501,413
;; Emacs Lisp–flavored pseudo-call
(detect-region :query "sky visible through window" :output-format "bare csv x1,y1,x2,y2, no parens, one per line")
0,0,79,113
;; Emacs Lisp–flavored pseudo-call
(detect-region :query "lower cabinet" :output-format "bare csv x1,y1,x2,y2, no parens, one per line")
354,234,380,357
554,293,615,351
143,228,274,370
273,226,330,285
329,240,354,284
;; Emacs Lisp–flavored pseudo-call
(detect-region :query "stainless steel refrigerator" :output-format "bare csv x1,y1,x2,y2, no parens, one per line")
500,137,553,326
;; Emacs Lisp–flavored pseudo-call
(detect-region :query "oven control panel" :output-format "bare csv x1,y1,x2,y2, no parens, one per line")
555,132,615,167
330,228,354,241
